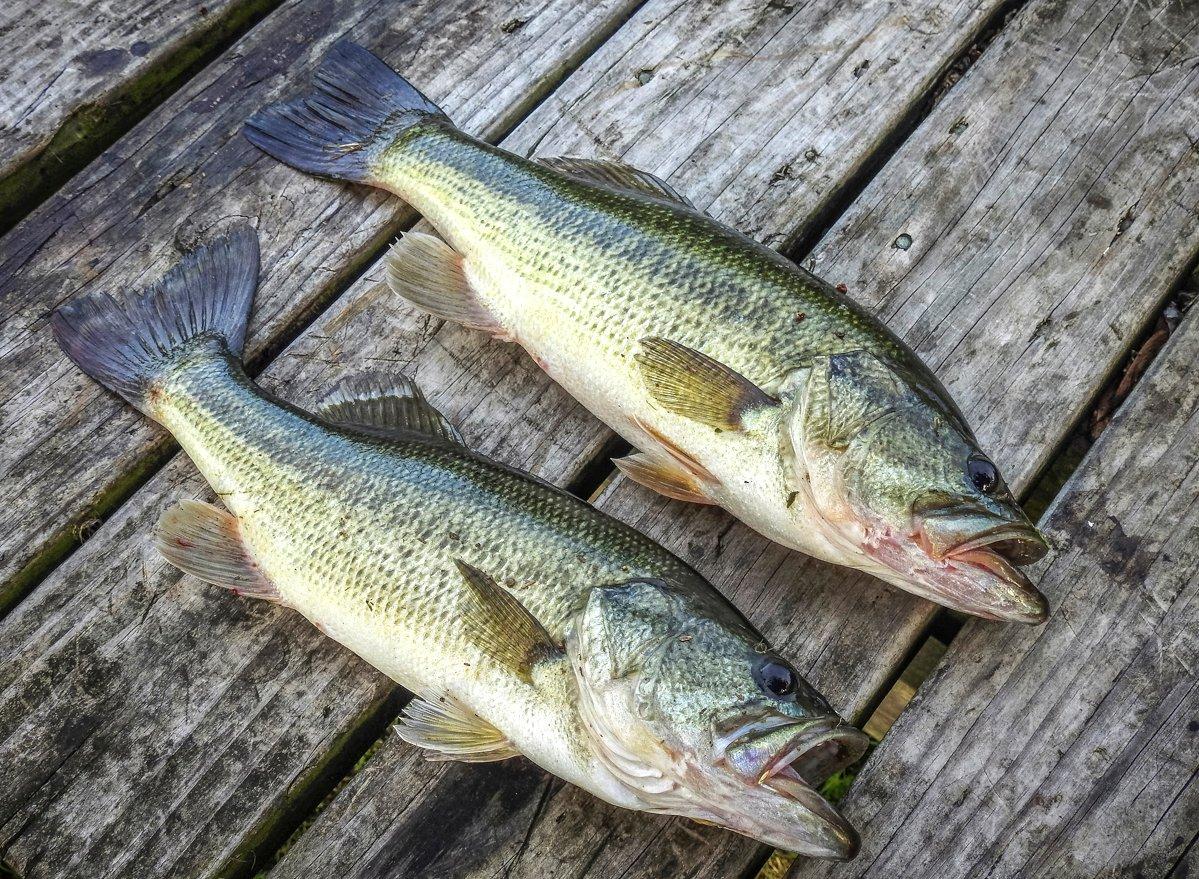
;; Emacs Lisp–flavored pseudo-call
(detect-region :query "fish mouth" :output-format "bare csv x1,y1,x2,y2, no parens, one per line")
943,522,1049,567
754,718,869,788
724,716,869,859
908,512,1050,624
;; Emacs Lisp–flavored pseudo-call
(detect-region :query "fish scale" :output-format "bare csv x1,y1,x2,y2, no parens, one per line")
157,350,704,651
382,124,901,388
245,40,1046,625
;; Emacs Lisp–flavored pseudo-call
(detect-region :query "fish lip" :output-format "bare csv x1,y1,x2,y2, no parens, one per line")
721,717,867,860
941,522,1049,566
760,772,861,860
753,718,868,786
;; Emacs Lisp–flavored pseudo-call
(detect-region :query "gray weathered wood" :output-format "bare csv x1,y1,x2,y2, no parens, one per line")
789,302,1199,879
0,1,652,876
0,0,640,606
266,0,1199,876
0,0,277,227
0,0,1023,875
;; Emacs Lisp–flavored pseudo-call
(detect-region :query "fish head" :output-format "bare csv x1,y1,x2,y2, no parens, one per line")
788,350,1049,622
567,579,867,859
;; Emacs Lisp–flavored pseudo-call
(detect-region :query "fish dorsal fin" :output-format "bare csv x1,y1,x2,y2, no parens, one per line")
612,452,714,505
455,560,558,683
539,156,699,211
154,500,282,603
384,231,504,336
394,692,519,762
317,371,465,445
635,337,776,431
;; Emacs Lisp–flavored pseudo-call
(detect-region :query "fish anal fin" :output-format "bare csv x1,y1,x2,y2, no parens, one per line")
385,231,503,336
317,371,465,445
455,560,558,683
635,338,776,431
613,452,713,505
154,500,281,603
395,692,519,763
539,156,700,211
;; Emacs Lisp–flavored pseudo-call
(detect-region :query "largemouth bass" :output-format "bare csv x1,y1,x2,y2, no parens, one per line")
246,42,1050,623
51,229,869,859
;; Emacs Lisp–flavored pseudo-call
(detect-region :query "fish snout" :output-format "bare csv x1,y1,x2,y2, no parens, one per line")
910,502,1051,623
720,716,868,859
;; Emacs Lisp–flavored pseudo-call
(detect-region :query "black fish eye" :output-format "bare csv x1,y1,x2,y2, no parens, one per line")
968,455,999,495
753,657,798,699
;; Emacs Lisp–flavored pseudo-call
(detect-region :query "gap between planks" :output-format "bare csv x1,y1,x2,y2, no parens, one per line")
0,0,653,623
0,0,285,235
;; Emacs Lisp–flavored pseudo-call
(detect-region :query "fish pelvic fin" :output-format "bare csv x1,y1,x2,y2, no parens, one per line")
317,370,465,445
636,337,776,431
454,560,559,684
51,228,259,419
385,231,504,336
154,499,281,603
243,40,447,184
395,692,518,763
613,452,714,505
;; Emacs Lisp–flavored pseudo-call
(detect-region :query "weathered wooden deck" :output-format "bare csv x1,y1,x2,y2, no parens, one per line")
1,1,1196,877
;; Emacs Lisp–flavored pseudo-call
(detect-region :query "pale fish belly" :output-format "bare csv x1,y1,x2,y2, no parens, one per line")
464,258,841,563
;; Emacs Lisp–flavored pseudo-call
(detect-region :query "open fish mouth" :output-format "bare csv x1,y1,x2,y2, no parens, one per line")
944,523,1048,567
908,516,1050,623
722,715,869,859
753,718,869,788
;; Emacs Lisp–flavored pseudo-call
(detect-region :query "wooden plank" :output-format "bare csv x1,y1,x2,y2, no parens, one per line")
0,2,652,877
0,257,606,879
789,308,1199,879
0,0,1025,874
265,0,1199,876
0,0,279,230
0,0,641,607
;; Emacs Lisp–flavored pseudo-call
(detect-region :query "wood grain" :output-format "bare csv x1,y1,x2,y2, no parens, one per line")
0,0,1020,874
789,300,1199,879
0,0,640,606
0,0,277,228
0,0,650,876
268,0,1199,876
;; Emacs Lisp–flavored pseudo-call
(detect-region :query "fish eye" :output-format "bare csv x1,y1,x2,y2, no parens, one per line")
967,455,999,495
753,657,798,699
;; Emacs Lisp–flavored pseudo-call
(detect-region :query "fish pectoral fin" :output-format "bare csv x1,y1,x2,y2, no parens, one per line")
613,452,714,505
154,500,281,603
635,337,776,431
538,156,701,211
455,560,559,684
395,693,519,763
384,231,504,336
317,371,465,445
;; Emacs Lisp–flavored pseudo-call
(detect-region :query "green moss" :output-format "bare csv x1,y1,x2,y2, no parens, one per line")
0,437,176,620
0,0,283,234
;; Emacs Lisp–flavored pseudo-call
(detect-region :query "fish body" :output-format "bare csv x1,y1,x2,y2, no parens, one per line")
375,125,896,563
246,43,1050,622
52,229,867,858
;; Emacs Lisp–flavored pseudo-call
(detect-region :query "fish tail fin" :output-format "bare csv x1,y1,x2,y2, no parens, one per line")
50,227,259,419
243,40,448,184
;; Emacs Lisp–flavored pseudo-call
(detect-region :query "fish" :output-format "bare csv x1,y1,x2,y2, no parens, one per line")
51,228,869,859
244,42,1051,624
